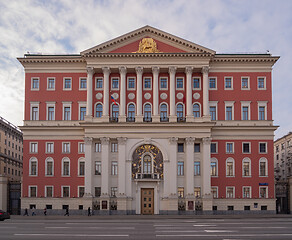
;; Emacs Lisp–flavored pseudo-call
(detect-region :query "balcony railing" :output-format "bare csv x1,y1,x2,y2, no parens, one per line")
160,117,169,122
126,117,135,122
109,117,119,123
177,117,186,122
134,173,160,179
143,117,152,122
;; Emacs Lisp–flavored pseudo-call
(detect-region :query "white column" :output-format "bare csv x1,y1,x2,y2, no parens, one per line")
152,66,160,122
169,66,177,122
202,137,211,196
101,137,110,196
185,67,193,121
202,66,210,117
136,67,143,122
168,137,178,196
84,137,93,197
117,137,127,196
102,67,111,119
119,67,127,122
185,137,195,198
86,67,94,117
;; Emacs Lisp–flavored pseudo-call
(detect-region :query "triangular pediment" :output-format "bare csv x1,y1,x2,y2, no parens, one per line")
81,25,215,56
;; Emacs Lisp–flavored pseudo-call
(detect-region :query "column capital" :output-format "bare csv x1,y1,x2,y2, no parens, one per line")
185,66,193,75
100,137,110,145
186,137,195,145
102,67,111,75
169,137,178,145
201,66,210,74
135,66,143,74
169,66,177,75
84,137,93,145
119,66,127,75
117,137,127,145
202,137,212,145
152,66,160,74
87,67,95,75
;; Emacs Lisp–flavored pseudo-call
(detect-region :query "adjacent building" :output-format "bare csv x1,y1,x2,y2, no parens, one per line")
18,26,279,214
0,116,23,213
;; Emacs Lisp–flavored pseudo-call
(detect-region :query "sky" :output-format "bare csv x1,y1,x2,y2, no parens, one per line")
0,0,291,140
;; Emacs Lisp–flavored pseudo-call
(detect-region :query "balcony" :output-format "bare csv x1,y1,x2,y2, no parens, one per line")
134,173,160,180
177,117,186,122
126,117,135,122
160,117,169,122
109,117,119,123
143,117,152,122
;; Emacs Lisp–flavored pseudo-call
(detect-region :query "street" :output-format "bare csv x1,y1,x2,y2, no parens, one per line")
1,215,292,239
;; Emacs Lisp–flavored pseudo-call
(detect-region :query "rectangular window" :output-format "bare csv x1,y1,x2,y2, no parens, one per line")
211,162,217,176
96,78,103,89
79,187,85,197
30,142,38,153
194,187,201,198
176,77,184,89
241,77,249,89
259,106,265,120
210,143,217,153
144,77,151,89
243,187,251,198
194,162,200,176
46,142,54,153
111,78,119,90
258,77,266,89
29,186,37,197
242,106,249,120
226,161,234,176
63,161,70,176
178,162,184,176
62,142,70,153
259,142,267,153
95,161,101,175
178,187,184,198
80,107,86,120
47,78,55,90
111,143,118,152
194,143,200,153
209,77,216,89
64,78,72,90
211,187,218,198
243,143,250,153
80,78,87,90
48,106,55,121
46,161,53,176
31,106,39,120
45,186,53,197
243,161,250,176
79,143,85,153
127,77,135,89
95,187,101,197
226,106,232,120
260,161,267,176
160,77,168,89
210,106,216,120
31,78,39,90
259,187,268,198
62,186,70,197
226,143,234,153
79,161,85,176
226,187,234,198
178,143,184,152
111,187,118,197
64,106,71,120
95,143,101,152
193,77,200,89
111,162,118,175
225,77,232,89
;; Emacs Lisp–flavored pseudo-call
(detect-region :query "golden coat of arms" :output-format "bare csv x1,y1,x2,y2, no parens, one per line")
134,38,161,53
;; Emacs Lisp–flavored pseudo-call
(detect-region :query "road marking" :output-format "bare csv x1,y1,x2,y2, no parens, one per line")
46,226,135,229
156,234,292,237
15,234,129,237
184,220,197,222
205,230,237,233
193,224,217,227
45,227,71,229
155,230,201,233
241,226,288,229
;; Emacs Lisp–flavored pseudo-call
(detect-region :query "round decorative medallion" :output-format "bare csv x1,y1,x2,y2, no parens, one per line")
96,93,103,100
144,93,151,100
160,93,168,100
177,93,184,100
193,93,200,100
111,93,119,99
128,93,135,100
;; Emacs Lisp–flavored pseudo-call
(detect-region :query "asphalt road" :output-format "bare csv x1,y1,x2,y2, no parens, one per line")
1,215,292,239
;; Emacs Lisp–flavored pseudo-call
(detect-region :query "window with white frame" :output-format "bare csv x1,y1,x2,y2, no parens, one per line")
226,158,235,177
193,103,200,118
80,106,86,121
63,78,72,90
226,187,235,198
209,77,217,89
226,142,234,153
144,77,152,90
225,101,234,120
211,187,218,198
62,186,70,197
194,187,201,198
257,77,266,90
47,77,55,90
30,103,39,120
178,187,184,198
79,142,85,153
95,161,101,175
45,186,53,197
111,77,119,90
259,142,267,153
95,143,101,152
95,77,103,89
78,186,85,197
242,142,251,153
242,158,251,177
46,102,55,121
45,157,54,176
79,78,87,90
211,158,218,176
46,142,54,153
30,142,38,153
258,101,268,120
31,78,39,90
29,158,38,176
241,101,251,121
241,77,249,89
209,101,218,121
259,158,268,176
211,142,217,153
95,103,103,118
243,186,251,198
193,77,201,90
111,187,118,197
224,77,233,90
194,161,200,176
111,161,118,175
62,142,70,153
160,77,168,90
62,158,70,176
176,77,184,89
79,159,85,176
144,103,152,121
259,186,268,198
95,187,101,197
29,186,37,197
127,103,136,121
63,102,72,120
178,162,184,176
111,142,118,152
194,143,200,153
127,77,135,90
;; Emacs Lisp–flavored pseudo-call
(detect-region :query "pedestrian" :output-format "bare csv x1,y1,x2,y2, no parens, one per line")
88,207,91,216
23,208,29,216
32,207,36,216
64,207,69,216
44,208,47,216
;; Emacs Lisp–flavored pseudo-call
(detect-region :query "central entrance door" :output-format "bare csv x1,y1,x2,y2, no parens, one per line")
141,188,154,215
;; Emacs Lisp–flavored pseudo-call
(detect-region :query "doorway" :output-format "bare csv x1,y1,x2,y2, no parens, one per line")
141,188,154,215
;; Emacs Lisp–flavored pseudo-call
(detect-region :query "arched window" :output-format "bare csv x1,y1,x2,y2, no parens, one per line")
45,157,54,176
176,103,184,121
127,104,135,122
62,157,70,176
226,158,235,177
95,103,103,118
143,155,152,174
160,104,168,122
111,104,119,122
144,104,152,122
259,157,268,176
29,157,38,176
193,103,200,118
242,158,251,177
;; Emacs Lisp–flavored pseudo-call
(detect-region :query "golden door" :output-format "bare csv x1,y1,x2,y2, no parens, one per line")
141,188,154,215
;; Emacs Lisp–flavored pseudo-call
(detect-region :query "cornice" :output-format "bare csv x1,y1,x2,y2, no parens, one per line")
83,52,213,58
17,55,84,65
212,55,280,64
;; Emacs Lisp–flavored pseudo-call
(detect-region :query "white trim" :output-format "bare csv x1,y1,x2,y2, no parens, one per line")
242,157,251,177
175,102,185,117
226,186,235,198
159,102,169,118
176,77,184,90
29,142,38,153
45,142,54,154
62,157,70,177
63,77,72,90
224,76,233,90
226,157,235,177
143,77,152,90
241,76,250,90
127,102,136,118
211,186,218,198
111,102,120,118
78,186,85,197
241,101,251,121
226,142,234,154
62,102,72,121
143,102,153,114
192,102,201,118
46,102,56,121
45,185,54,198
192,77,201,90
31,77,40,91
94,102,103,118
257,101,268,120
45,157,54,176
78,102,87,120
209,101,218,121
79,77,87,91
242,142,251,154
242,186,252,198
259,142,268,154
95,77,103,90
127,76,136,90
159,77,168,90
29,185,37,197
209,77,217,90
259,157,268,177
211,142,218,154
111,77,120,90
259,186,268,198
78,157,85,176
78,142,85,154
224,101,235,120
211,157,218,177
61,185,70,198
47,77,55,91
30,102,39,120
29,157,38,176
62,142,71,153
257,76,266,90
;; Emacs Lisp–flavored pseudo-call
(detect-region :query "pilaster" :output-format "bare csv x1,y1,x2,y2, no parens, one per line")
102,67,111,121
169,66,177,122
101,137,110,196
152,66,160,122
136,67,143,122
119,67,127,122
185,67,193,121
202,66,210,117
86,67,94,118
185,137,195,198
117,137,127,196
84,137,93,197
202,137,211,197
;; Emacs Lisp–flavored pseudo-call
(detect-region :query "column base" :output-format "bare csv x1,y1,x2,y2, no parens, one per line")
202,194,213,211
202,115,211,122
186,115,195,123
169,115,177,123
84,115,93,122
152,115,160,123
101,115,109,122
119,115,126,122
136,115,143,122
